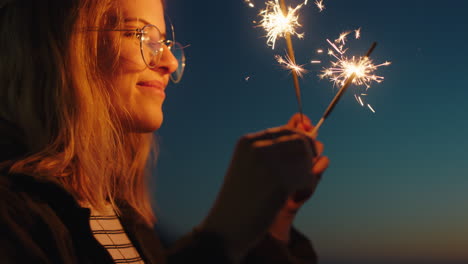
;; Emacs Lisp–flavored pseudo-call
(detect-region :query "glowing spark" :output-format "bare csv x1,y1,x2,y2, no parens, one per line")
244,0,255,8
315,0,325,12
367,104,376,113
336,31,351,46
310,60,321,64
275,54,307,78
355,28,361,39
354,94,364,106
304,0,308,5
358,96,364,106
245,76,251,81
259,0,304,49
317,49,324,54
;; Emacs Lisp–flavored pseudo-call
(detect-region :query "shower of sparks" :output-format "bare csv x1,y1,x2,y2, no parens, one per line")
259,0,304,49
275,54,307,78
320,30,391,111
320,30,391,89
315,0,325,12
321,55,391,88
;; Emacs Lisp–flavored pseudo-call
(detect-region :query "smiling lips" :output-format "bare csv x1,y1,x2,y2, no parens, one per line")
137,80,165,90
137,80,166,98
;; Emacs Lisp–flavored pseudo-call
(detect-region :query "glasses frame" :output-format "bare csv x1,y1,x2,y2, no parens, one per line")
90,23,185,83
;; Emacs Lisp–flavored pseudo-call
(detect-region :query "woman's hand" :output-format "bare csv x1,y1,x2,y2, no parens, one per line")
200,113,328,261
269,113,329,243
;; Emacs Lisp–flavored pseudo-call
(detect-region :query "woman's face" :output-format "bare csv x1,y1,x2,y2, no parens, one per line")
109,0,178,133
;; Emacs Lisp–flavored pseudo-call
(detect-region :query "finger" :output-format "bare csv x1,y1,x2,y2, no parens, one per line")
240,127,295,145
253,133,315,160
287,114,321,140
287,113,312,130
290,188,313,204
243,126,313,145
241,127,319,160
312,156,329,176
314,141,324,157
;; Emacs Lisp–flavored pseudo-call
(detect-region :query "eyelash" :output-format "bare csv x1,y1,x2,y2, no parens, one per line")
123,32,137,38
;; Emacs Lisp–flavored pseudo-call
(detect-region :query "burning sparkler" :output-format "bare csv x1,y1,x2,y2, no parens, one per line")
258,0,309,122
259,0,304,49
311,42,380,136
312,29,390,124
320,30,391,94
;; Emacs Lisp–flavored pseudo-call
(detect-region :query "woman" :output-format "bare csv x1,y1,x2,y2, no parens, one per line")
0,0,329,263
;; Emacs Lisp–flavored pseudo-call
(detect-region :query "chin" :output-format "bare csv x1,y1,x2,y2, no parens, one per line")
140,116,163,133
130,111,164,133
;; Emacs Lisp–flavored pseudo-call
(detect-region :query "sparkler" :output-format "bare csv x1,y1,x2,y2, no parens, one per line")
320,30,391,89
311,42,379,136
259,0,307,122
315,29,390,123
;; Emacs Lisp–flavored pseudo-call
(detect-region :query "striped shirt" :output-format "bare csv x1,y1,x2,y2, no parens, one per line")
89,205,145,264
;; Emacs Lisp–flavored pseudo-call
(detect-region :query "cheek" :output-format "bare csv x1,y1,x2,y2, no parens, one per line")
111,47,146,99
119,39,146,69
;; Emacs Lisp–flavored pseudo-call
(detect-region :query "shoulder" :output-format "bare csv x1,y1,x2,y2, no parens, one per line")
0,172,62,233
0,172,78,263
0,173,37,223
0,171,82,227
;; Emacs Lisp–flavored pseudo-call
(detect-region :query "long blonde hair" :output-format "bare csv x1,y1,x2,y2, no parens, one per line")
0,0,157,226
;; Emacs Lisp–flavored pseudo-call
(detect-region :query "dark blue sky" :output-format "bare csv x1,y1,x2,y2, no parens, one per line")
154,1,468,262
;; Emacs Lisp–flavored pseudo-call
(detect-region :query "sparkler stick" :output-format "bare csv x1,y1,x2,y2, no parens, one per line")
311,42,377,136
278,0,304,124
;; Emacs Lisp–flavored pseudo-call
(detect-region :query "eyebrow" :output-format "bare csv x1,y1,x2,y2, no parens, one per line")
124,18,167,39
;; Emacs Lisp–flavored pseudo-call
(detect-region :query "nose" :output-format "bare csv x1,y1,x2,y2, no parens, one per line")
154,44,178,75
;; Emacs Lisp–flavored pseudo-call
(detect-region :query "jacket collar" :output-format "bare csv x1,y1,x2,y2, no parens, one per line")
1,171,92,229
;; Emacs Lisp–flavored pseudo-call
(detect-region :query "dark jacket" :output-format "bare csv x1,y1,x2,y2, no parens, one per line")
0,122,318,264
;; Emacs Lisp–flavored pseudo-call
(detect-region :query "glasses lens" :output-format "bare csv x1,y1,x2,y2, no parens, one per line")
170,42,186,83
140,25,162,68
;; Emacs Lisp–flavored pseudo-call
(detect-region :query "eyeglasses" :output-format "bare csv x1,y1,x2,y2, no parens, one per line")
98,23,185,83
